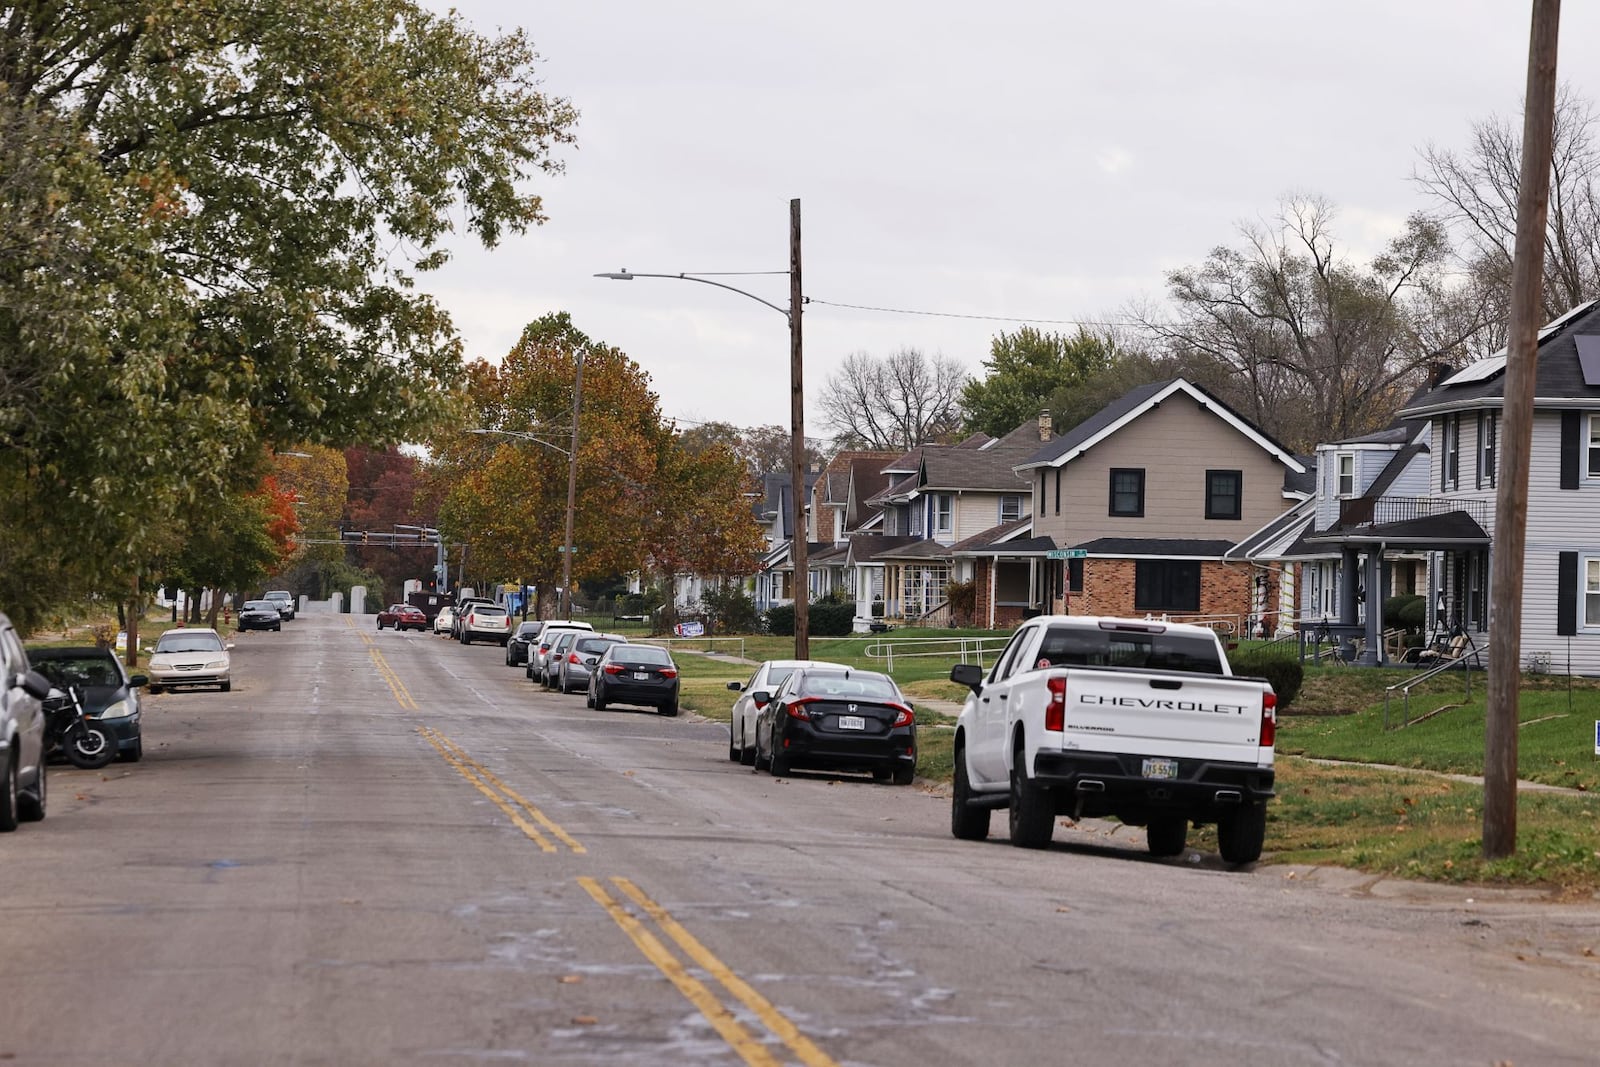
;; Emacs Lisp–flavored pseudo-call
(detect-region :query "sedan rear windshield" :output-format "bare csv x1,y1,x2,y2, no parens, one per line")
471,606,507,616
1035,625,1224,675
156,633,223,653
611,646,671,666
797,672,900,700
575,637,625,655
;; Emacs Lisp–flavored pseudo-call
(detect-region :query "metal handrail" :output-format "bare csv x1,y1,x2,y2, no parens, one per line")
1383,638,1488,729
863,635,1012,673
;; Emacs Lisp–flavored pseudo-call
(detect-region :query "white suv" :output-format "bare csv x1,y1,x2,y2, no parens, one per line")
459,603,511,646
524,620,594,680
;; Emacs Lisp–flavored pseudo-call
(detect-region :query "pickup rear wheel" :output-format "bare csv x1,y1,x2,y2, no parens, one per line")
1008,754,1054,849
1145,815,1189,857
1217,802,1267,865
950,747,990,841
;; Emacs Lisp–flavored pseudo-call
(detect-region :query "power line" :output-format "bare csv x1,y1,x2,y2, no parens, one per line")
804,296,1143,329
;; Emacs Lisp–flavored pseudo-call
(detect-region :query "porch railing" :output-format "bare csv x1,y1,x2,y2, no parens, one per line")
1335,495,1490,530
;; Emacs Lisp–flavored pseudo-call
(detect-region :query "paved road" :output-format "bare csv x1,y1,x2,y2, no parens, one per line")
2,612,1597,1065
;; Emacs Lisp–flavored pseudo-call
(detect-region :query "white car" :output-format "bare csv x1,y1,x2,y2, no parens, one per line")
524,620,594,680
725,659,848,765
459,603,511,645
147,627,232,693
433,605,456,635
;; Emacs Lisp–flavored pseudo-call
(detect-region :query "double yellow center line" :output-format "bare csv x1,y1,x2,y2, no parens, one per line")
417,725,585,854
353,624,418,710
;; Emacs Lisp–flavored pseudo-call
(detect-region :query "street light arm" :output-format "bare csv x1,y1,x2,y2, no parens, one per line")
594,271,791,320
469,427,571,457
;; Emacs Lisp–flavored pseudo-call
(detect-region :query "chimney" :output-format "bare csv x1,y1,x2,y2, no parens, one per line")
1039,412,1052,441
1430,362,1455,386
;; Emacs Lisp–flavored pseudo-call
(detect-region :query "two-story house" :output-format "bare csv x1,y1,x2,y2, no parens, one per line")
806,450,900,600
750,468,821,612
1387,299,1600,674
1015,378,1311,629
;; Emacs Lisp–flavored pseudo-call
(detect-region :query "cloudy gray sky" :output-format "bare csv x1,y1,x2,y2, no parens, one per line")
419,1,1590,434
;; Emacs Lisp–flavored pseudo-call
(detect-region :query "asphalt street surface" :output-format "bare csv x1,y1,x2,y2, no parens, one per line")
2,612,1597,1065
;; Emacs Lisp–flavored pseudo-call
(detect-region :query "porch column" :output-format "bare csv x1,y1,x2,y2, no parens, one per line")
1359,548,1384,666
1339,548,1360,625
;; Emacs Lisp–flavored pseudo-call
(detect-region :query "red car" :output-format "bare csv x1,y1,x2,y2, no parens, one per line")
377,603,428,631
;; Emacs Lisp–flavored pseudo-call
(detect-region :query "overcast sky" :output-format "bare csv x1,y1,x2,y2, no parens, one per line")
418,2,1593,437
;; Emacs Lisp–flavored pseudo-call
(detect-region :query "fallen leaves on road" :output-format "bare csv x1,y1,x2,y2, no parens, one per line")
571,1016,598,1026
559,975,583,984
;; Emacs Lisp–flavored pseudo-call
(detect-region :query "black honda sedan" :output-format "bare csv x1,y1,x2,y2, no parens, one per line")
754,667,916,784
588,644,679,716
28,646,148,762
238,600,283,632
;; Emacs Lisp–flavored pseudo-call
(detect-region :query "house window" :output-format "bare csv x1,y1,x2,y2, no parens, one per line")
1336,453,1355,497
1478,412,1498,489
1589,415,1600,478
1037,471,1045,515
1068,557,1084,594
933,494,953,535
1205,469,1242,520
1000,494,1024,523
1054,469,1061,516
1109,468,1145,517
1134,560,1200,612
1587,558,1600,628
1441,414,1460,489
902,564,950,617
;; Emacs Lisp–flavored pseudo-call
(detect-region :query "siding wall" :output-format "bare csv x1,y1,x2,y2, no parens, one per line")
1519,412,1600,674
1036,394,1295,547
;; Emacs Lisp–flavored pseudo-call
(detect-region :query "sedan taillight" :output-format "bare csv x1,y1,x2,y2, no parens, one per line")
603,663,626,675
658,667,678,679
889,703,914,728
786,696,821,721
568,652,582,664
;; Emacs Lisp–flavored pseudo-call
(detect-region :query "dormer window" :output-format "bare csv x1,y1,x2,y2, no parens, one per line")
1336,453,1355,498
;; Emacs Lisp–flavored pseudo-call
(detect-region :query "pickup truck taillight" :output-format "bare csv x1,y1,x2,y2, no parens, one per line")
1260,691,1277,746
1045,675,1067,731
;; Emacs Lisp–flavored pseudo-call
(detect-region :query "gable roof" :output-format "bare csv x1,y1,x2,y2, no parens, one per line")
1014,378,1305,474
1402,299,1600,415
920,418,1049,492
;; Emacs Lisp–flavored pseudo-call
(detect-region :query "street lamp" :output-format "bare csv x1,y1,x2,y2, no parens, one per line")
595,198,810,657
470,356,585,620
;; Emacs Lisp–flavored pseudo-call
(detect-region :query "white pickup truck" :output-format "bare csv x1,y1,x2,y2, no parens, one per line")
948,615,1277,863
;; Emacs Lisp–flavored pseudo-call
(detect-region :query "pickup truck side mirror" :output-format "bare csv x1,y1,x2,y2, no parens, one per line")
950,663,984,693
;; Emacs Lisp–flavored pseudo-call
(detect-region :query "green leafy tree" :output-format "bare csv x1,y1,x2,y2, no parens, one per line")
960,327,1119,438
0,1,576,631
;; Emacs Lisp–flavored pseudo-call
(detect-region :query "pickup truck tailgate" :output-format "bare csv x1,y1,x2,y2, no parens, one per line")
1060,670,1269,757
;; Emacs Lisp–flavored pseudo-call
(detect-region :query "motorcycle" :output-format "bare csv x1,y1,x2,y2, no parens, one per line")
43,684,119,770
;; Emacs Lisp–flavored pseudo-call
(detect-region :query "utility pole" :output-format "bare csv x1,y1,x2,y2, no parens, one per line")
789,198,809,659
561,354,585,619
1485,0,1561,860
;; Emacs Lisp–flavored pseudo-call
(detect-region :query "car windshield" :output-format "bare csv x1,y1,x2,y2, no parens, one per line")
611,646,671,667
266,592,290,601
473,606,506,617
33,655,119,688
244,601,276,611
156,632,223,654
515,623,540,636
765,667,798,690
797,672,900,700
1034,625,1225,675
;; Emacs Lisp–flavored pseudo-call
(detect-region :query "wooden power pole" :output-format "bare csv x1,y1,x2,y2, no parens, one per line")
1485,0,1561,859
789,198,809,659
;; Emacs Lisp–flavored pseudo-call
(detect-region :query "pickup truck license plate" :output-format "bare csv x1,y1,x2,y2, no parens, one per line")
839,715,866,730
1142,758,1178,780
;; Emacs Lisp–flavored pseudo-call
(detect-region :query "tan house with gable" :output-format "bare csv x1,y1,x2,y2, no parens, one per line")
1015,378,1311,628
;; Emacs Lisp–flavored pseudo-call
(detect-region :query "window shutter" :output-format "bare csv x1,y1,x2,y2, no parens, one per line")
1557,551,1578,636
1560,411,1580,489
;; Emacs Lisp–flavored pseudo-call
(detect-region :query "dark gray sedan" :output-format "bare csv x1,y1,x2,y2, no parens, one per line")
28,646,148,762
554,633,629,694
587,644,679,716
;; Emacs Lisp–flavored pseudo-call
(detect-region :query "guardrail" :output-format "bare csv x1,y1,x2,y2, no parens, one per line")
1383,639,1488,729
862,635,1012,673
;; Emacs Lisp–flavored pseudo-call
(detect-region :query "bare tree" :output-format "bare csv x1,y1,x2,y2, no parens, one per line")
1417,85,1600,323
818,347,968,451
1143,195,1492,451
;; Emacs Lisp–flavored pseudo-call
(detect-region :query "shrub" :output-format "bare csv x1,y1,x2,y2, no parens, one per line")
765,603,794,636
946,579,977,627
809,600,855,636
1384,594,1427,632
701,584,759,633
1231,651,1304,710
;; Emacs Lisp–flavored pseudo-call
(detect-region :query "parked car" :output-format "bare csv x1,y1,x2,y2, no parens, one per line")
725,659,848,765
147,628,231,693
27,646,148,761
525,620,595,680
587,643,679,716
0,612,51,830
539,629,581,688
754,667,916,784
263,590,296,620
459,603,511,645
377,603,428,631
505,621,542,667
554,633,630,695
451,598,495,640
238,600,283,632
433,605,456,636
